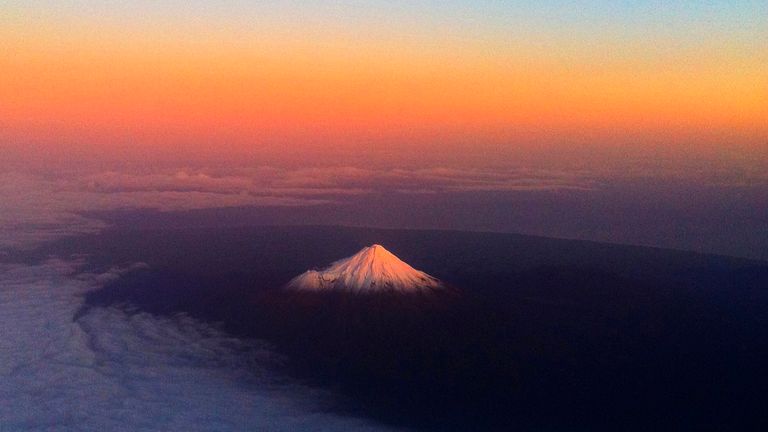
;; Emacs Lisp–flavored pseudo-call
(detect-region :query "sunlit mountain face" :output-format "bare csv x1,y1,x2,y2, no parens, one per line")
2,1,767,431
286,244,444,292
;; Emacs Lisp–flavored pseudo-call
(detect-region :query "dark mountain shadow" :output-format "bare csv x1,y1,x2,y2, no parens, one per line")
72,225,768,431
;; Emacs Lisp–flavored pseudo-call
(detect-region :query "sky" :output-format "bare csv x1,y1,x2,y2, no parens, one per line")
1,1,767,260
2,1,766,167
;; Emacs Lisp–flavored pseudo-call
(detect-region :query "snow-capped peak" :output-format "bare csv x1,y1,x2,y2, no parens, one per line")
286,244,443,292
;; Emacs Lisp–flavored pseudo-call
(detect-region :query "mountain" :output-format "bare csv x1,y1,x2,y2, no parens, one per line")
76,224,768,431
286,244,443,292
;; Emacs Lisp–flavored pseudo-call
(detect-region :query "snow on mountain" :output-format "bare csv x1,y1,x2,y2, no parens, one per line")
286,244,443,292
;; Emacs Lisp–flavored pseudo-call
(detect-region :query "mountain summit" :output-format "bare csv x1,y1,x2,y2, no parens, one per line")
286,244,443,292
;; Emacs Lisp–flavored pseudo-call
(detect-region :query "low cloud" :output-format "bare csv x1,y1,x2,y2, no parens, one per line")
0,165,597,250
79,166,596,197
0,171,327,250
0,259,396,431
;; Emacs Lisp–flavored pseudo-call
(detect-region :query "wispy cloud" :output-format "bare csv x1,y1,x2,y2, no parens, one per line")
79,166,597,196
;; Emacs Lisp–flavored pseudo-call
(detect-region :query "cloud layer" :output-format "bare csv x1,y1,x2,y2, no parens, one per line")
0,166,596,250
0,259,395,431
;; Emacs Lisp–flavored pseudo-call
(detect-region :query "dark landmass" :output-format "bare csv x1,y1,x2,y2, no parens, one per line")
31,224,768,431
79,177,768,262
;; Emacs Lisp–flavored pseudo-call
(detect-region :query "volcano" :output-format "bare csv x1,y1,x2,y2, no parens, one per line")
79,225,768,431
286,244,443,292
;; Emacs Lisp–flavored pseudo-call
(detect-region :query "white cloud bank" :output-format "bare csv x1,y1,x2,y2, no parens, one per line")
0,259,397,431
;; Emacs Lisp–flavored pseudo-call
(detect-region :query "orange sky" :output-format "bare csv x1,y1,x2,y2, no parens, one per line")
1,4,766,167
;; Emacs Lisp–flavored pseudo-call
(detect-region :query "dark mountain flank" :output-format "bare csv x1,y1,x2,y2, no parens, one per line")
69,225,768,431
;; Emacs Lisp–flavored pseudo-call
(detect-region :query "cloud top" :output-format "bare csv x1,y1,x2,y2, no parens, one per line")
0,259,396,431
0,166,596,250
